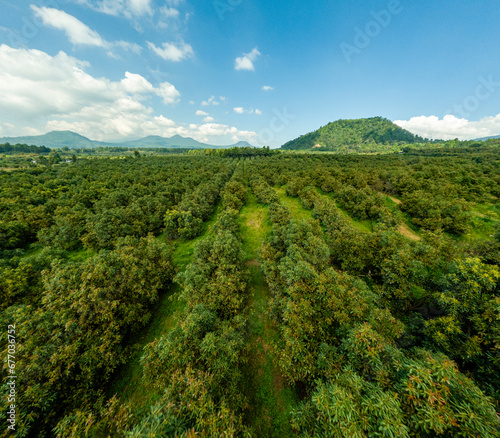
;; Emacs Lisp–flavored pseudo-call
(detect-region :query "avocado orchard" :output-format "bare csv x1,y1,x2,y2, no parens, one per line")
0,149,499,436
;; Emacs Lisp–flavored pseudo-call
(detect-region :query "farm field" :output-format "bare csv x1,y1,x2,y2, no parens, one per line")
1,148,500,437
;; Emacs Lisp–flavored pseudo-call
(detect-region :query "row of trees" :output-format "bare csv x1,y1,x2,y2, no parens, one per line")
0,156,243,436
248,166,500,436
0,156,234,255
128,169,251,436
249,151,500,235
46,165,251,436
0,236,175,436
0,143,51,154
1,152,498,435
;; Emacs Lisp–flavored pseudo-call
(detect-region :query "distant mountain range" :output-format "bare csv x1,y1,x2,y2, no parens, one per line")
281,117,428,152
475,135,500,141
0,131,253,149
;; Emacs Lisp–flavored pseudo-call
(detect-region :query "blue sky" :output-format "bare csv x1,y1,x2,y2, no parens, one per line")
1,0,499,147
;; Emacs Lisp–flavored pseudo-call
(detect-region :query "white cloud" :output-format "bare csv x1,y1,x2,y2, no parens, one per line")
112,40,142,54
121,72,154,94
129,0,152,16
147,41,193,62
203,116,214,123
160,6,180,18
262,85,274,91
31,6,105,47
201,95,221,106
235,47,261,71
196,110,209,116
0,45,256,144
72,0,153,18
31,6,141,55
233,107,261,115
155,82,181,105
394,114,500,141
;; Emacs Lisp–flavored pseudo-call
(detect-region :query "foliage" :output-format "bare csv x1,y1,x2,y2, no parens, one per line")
281,117,427,152
0,236,174,436
1,151,500,435
0,142,51,154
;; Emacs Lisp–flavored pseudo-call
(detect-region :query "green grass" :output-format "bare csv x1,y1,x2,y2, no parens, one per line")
238,191,272,261
275,187,315,222
467,203,500,239
473,203,500,220
173,200,224,269
314,187,375,232
65,247,94,262
242,263,299,437
238,186,299,437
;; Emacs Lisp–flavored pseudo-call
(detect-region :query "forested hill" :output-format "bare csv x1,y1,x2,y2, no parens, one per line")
281,117,428,152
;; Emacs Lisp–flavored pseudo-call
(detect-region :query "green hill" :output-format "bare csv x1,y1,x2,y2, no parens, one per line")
281,117,428,152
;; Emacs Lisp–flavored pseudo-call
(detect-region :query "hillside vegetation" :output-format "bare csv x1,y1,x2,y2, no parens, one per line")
282,117,427,152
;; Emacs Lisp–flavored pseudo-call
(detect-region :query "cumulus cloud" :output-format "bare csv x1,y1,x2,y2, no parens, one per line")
32,6,105,47
201,95,221,106
235,47,260,71
203,116,214,123
233,107,262,115
0,45,256,144
394,114,500,140
155,82,181,105
147,41,193,62
31,6,141,55
196,110,209,116
262,85,274,91
121,72,154,94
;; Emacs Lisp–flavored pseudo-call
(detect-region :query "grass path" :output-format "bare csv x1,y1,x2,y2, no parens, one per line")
239,181,298,436
275,187,315,222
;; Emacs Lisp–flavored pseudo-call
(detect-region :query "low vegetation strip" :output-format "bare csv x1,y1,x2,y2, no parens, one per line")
238,182,298,436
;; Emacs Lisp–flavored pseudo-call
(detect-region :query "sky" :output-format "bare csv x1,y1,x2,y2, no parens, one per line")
0,0,499,147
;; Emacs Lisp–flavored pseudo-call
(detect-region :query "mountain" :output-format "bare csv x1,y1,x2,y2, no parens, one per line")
231,141,253,148
475,135,500,141
0,131,254,149
281,117,427,152
0,131,111,149
117,135,252,149
120,135,207,149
